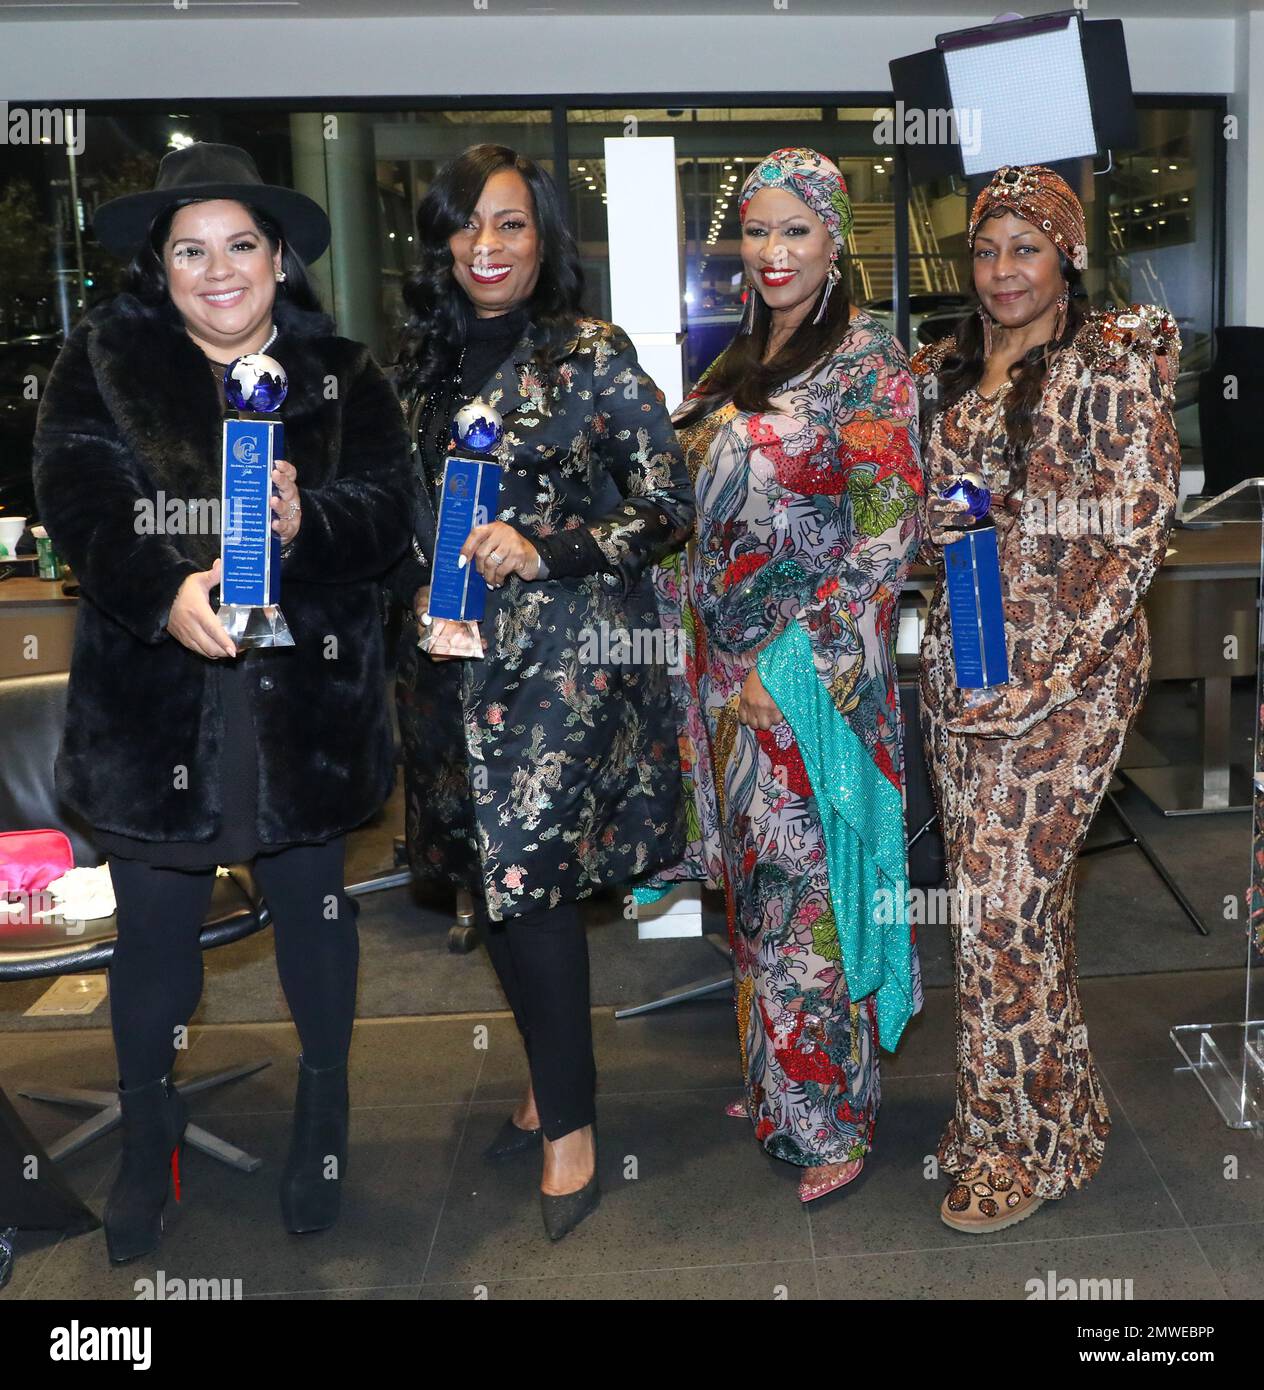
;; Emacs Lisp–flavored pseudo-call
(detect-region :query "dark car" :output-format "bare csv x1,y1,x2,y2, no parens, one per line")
0,333,61,522
862,293,974,349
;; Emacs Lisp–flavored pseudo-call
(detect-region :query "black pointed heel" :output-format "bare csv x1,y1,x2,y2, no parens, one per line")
104,1075,187,1265
483,1114,543,1162
279,1057,349,1234
540,1127,600,1241
540,1171,600,1241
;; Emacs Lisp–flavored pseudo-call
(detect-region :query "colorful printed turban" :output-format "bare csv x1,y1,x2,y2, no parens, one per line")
968,164,1088,267
739,147,853,253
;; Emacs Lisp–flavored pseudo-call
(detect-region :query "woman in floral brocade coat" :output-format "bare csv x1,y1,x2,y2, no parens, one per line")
389,146,693,1240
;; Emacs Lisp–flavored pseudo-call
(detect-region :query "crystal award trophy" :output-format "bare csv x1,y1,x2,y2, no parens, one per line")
218,352,294,649
421,398,504,660
940,471,1009,689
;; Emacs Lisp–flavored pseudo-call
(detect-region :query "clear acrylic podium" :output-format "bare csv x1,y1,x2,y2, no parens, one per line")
1170,480,1264,1130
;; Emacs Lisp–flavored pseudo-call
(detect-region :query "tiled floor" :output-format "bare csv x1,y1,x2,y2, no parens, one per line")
2,967,1259,1300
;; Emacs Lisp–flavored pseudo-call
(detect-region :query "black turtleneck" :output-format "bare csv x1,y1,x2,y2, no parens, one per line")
459,299,530,399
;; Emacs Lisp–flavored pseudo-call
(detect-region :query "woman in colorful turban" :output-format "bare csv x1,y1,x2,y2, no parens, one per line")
912,164,1180,1232
648,147,925,1203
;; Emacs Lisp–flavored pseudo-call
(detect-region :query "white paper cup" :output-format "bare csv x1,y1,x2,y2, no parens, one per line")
0,517,27,556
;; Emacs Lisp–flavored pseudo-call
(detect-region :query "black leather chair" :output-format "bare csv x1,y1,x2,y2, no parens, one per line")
0,673,272,1172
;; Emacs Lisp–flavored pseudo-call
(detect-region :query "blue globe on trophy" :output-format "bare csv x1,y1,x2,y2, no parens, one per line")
452,398,504,455
940,471,992,522
224,353,289,414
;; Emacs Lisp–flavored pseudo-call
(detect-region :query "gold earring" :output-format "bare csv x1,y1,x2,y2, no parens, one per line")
1052,289,1069,340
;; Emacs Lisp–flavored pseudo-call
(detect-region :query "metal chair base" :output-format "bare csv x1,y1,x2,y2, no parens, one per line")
1080,788,1208,935
18,1060,271,1172
614,932,733,1019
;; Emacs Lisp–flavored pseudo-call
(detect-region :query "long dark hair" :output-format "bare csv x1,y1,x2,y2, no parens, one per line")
675,262,853,427
396,144,584,398
120,197,323,316
925,214,1088,499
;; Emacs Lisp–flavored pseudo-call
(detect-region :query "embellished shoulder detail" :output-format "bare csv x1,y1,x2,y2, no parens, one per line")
909,335,956,378
1073,303,1181,397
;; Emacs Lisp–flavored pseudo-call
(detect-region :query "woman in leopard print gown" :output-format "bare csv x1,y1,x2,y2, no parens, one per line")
911,166,1180,1233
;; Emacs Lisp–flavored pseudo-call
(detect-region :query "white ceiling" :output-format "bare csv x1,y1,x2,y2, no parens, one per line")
0,0,1255,19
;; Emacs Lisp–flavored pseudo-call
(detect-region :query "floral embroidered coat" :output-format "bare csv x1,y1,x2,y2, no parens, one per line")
390,317,695,921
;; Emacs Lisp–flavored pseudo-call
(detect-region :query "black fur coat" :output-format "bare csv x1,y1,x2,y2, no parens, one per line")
32,293,412,845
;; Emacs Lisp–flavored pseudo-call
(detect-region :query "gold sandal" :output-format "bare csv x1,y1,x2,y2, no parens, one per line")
940,1163,1043,1234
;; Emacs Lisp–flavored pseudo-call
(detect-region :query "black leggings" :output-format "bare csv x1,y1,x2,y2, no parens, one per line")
106,839,358,1089
476,899,595,1141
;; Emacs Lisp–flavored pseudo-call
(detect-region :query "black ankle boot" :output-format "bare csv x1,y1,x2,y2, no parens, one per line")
279,1057,348,1234
103,1076,187,1265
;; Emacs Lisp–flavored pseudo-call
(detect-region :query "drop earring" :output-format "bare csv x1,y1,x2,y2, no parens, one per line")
812,259,841,326
1052,289,1069,341
739,280,756,335
979,306,994,357
276,271,287,283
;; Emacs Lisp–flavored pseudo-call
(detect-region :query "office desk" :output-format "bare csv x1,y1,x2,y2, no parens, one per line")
0,575,77,679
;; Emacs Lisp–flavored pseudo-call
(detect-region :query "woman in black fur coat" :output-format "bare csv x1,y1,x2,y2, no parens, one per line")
32,144,411,1264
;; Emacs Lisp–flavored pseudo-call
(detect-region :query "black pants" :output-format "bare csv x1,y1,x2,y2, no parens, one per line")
106,839,358,1089
476,899,595,1141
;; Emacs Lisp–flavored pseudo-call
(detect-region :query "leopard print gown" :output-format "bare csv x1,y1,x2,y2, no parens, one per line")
911,306,1180,1201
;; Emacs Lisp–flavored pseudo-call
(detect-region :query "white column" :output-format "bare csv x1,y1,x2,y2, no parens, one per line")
602,135,685,410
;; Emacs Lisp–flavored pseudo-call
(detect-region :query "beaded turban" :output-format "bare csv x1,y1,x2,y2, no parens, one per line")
739,147,853,253
968,164,1087,268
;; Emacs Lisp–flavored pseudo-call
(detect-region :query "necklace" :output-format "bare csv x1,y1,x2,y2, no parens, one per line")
203,322,279,371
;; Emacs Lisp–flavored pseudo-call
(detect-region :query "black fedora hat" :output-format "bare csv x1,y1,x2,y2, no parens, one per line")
93,141,331,264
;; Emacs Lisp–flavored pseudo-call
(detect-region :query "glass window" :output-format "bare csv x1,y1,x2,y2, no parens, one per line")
0,106,553,362
567,106,901,390
903,105,1217,459
0,98,1225,525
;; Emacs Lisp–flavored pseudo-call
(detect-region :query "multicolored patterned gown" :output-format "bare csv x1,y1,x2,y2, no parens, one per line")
652,312,925,1167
